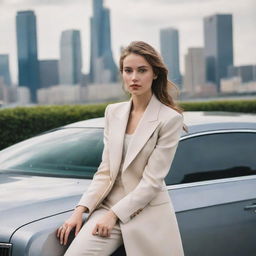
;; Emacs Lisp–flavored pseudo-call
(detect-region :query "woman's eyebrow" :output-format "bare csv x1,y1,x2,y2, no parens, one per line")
137,65,149,68
123,65,149,69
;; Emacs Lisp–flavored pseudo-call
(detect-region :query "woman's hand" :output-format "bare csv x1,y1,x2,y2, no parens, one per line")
56,206,88,245
92,210,118,237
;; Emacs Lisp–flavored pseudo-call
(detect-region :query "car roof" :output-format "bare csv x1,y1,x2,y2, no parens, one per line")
63,111,256,136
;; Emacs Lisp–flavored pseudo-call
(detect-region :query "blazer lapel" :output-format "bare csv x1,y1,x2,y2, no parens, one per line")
108,99,132,179
122,94,161,173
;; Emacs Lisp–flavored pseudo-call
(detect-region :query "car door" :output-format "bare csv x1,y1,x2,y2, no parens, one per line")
166,131,256,256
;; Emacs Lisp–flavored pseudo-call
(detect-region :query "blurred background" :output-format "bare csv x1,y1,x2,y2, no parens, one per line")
0,0,255,107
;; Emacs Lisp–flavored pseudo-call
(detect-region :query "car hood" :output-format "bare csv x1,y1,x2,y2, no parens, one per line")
0,172,91,242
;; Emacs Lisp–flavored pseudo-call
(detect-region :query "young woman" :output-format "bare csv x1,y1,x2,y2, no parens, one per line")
57,41,186,256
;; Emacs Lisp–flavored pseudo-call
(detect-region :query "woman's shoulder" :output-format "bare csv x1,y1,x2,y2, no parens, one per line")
106,100,129,113
107,101,128,109
157,104,184,134
158,103,184,123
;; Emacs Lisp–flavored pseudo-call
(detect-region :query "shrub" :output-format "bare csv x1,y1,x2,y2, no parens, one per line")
179,99,256,113
0,103,107,150
0,99,255,150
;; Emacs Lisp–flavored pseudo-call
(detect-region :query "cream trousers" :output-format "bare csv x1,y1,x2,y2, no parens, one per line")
64,208,123,256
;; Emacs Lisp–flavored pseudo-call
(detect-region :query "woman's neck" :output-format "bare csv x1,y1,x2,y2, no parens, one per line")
131,92,152,113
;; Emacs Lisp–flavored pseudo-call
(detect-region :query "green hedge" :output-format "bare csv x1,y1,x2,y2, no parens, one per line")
0,103,107,150
180,99,256,113
0,99,255,150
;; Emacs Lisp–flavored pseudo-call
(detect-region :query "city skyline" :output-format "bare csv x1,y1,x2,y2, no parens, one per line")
0,0,255,84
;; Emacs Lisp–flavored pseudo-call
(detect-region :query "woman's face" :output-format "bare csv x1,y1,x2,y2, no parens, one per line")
122,53,156,97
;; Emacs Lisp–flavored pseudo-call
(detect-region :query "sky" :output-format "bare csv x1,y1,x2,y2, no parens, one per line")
0,0,255,84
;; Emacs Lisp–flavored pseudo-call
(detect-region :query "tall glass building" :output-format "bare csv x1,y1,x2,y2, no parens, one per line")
0,54,12,86
16,10,40,102
204,14,233,92
184,48,205,94
59,30,82,85
89,0,117,83
39,60,59,88
160,28,182,86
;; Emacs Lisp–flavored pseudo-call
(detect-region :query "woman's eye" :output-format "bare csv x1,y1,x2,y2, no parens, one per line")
139,69,147,73
124,69,132,73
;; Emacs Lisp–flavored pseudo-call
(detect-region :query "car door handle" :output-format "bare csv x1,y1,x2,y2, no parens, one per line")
244,203,256,211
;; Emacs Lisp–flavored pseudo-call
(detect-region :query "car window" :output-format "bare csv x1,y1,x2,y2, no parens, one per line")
166,132,256,185
0,128,104,178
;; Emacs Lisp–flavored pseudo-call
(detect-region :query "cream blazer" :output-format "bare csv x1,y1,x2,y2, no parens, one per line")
78,93,184,256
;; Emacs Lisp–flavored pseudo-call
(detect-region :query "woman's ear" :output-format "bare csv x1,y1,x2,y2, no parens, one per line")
153,70,158,80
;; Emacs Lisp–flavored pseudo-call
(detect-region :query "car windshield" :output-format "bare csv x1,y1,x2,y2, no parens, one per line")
0,127,104,178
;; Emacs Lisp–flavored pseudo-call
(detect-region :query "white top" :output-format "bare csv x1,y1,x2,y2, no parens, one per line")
101,133,133,209
119,133,133,174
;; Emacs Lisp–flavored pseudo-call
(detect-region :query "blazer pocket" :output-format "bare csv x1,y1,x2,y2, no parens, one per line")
149,190,170,206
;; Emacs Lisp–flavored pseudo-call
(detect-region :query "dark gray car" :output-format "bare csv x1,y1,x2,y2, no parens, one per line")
0,111,256,256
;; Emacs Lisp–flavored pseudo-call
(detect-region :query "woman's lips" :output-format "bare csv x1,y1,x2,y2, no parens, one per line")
130,84,141,89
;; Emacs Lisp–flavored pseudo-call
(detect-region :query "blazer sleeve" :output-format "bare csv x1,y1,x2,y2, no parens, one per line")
77,105,111,213
111,113,184,223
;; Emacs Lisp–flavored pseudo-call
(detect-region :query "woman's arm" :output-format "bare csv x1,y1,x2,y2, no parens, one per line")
111,113,184,223
76,105,111,213
56,106,113,242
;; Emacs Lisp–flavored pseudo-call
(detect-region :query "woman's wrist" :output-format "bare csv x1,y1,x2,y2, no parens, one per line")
109,209,118,220
75,205,89,213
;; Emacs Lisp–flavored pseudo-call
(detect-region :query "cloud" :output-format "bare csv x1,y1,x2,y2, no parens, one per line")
1,0,87,8
128,0,201,3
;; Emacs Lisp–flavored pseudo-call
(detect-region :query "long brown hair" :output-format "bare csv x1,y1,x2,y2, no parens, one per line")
119,41,188,132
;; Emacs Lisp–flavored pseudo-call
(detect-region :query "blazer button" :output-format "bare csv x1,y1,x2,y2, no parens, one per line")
136,208,142,214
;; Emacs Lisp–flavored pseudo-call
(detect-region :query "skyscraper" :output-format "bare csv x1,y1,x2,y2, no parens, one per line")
227,65,256,83
59,30,82,85
0,54,12,86
89,0,117,83
160,28,182,85
184,48,205,94
39,60,59,88
203,14,233,92
16,10,40,102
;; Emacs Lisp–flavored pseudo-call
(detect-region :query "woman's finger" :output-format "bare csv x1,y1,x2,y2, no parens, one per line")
92,224,98,235
60,228,64,244
107,227,111,237
98,225,104,237
64,226,72,245
57,226,63,240
56,227,61,238
75,221,82,236
60,227,67,245
102,227,108,237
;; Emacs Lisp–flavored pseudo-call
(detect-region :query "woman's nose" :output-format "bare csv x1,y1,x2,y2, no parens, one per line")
131,72,138,82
